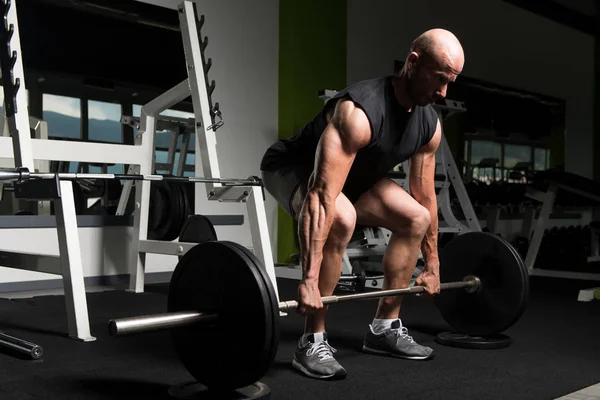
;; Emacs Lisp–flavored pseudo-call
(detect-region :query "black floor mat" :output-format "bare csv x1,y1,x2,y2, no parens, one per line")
0,276,599,400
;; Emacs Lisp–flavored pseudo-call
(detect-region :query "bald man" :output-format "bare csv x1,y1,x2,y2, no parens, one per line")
260,29,465,379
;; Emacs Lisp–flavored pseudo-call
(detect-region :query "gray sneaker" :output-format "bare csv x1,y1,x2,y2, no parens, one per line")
292,333,347,380
362,320,434,360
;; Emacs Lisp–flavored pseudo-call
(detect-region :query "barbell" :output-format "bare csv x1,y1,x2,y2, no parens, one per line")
0,168,262,186
108,231,529,393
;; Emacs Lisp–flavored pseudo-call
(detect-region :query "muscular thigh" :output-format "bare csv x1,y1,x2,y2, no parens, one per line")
290,175,356,236
353,177,429,235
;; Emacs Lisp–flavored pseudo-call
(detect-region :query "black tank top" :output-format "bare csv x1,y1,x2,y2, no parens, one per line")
260,76,439,202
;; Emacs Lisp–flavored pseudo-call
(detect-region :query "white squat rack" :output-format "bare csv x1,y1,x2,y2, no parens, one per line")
0,0,278,341
114,1,276,299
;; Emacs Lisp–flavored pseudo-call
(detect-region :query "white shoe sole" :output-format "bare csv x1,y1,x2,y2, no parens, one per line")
362,345,434,360
292,359,346,379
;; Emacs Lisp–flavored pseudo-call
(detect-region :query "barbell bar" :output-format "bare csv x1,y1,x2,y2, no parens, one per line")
0,168,262,186
109,276,480,336
107,231,529,392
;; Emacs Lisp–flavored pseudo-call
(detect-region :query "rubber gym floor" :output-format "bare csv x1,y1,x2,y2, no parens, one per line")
0,276,598,400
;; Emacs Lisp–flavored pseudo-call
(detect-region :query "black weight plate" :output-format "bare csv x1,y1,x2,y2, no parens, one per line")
105,179,123,201
435,331,512,350
179,215,218,244
170,183,187,241
148,182,172,240
162,182,184,242
227,241,280,379
434,231,529,337
181,182,192,218
73,181,86,215
168,241,278,392
147,184,163,232
176,183,190,236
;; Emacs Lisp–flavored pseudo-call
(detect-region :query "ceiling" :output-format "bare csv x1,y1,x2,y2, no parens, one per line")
503,0,597,35
550,0,595,16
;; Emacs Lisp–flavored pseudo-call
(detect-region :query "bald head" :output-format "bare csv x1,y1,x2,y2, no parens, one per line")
410,28,464,74
396,29,464,107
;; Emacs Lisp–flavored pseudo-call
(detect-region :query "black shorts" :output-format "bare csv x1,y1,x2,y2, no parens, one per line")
261,166,309,219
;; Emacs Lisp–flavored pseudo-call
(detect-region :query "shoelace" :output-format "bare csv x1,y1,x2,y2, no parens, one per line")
392,326,415,344
306,341,337,361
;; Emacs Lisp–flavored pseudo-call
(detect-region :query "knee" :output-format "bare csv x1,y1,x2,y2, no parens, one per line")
330,206,357,245
404,206,431,237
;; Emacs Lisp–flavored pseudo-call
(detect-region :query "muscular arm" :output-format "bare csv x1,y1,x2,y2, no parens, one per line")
409,118,442,272
298,99,371,282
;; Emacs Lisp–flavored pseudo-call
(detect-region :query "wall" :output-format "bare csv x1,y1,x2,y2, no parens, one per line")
347,0,594,178
136,0,280,252
0,0,280,287
276,0,347,263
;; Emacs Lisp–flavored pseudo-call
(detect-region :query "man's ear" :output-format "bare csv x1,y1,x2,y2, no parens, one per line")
406,52,419,70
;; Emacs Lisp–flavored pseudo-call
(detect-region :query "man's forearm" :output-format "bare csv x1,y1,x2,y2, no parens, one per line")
298,191,335,281
417,194,439,272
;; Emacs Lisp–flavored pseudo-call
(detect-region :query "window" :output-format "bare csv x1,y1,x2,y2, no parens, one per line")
88,164,124,174
534,148,549,171
504,144,530,170
43,94,81,139
464,138,550,182
133,105,196,174
132,105,196,150
88,100,122,143
470,140,501,182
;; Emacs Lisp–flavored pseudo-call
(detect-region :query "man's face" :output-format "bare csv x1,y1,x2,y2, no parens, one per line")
407,53,460,106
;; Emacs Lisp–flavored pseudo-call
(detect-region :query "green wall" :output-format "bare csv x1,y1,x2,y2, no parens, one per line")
277,0,347,263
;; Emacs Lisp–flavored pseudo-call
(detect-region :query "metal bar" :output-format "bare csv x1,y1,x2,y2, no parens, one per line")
108,277,479,336
439,130,481,232
0,169,261,186
138,239,197,256
279,278,478,310
177,133,191,177
246,186,280,303
0,332,44,360
166,130,178,175
54,181,96,342
128,110,154,293
142,79,190,118
2,0,34,171
179,1,220,197
0,250,62,275
525,183,557,270
109,311,218,336
0,137,147,165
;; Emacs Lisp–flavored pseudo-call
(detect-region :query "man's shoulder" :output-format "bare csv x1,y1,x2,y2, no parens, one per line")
334,76,390,97
417,104,440,125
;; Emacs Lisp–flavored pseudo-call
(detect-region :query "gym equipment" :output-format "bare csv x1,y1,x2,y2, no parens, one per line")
147,181,196,241
524,168,600,282
108,231,528,393
178,214,218,244
0,332,43,360
0,168,262,187
0,0,276,346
